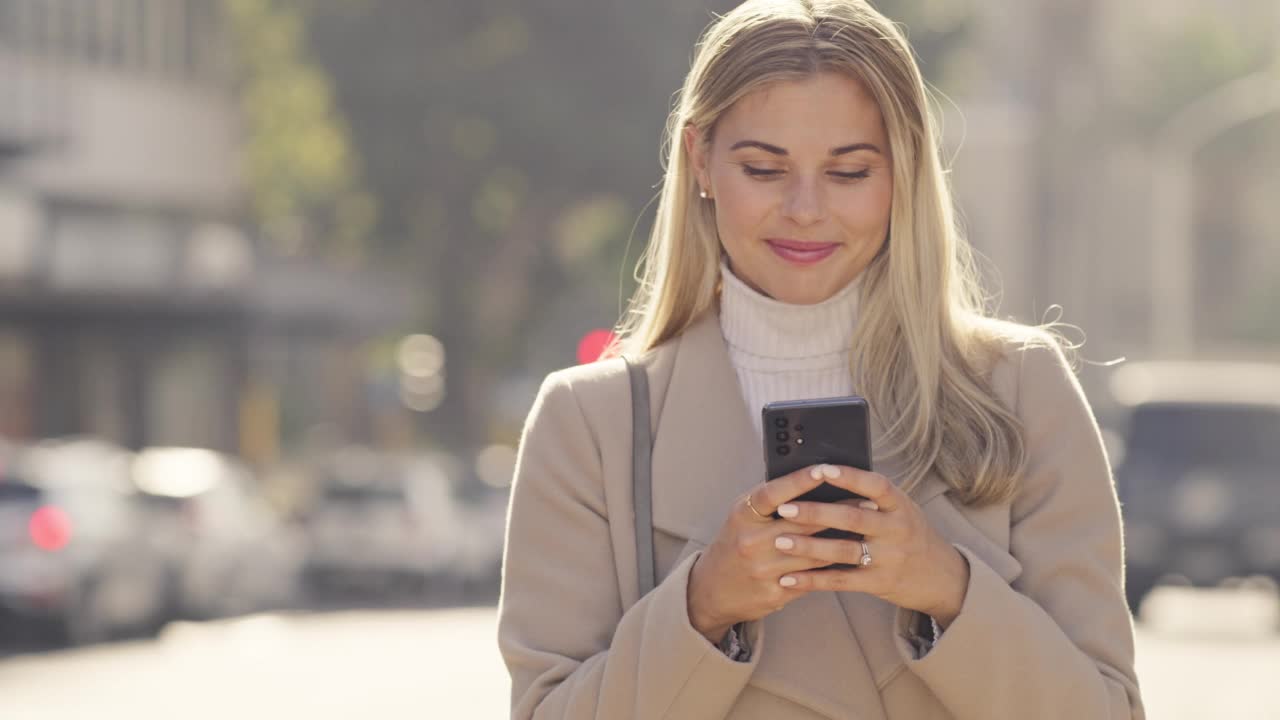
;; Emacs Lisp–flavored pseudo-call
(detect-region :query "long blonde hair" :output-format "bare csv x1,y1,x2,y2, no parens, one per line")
613,0,1068,506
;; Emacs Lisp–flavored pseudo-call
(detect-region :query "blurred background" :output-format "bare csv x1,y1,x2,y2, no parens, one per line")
0,0,1277,718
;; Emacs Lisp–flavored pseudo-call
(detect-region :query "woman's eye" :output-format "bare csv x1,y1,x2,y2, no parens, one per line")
831,170,871,180
740,165,871,181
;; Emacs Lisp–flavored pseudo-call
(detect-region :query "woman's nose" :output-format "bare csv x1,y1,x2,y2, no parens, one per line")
780,176,825,226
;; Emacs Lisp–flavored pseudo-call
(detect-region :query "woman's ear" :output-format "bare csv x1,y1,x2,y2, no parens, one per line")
683,123,711,195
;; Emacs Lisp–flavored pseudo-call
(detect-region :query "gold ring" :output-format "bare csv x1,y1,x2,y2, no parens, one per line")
745,495,770,520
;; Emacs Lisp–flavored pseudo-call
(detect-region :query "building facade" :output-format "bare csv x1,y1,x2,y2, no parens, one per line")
0,0,406,461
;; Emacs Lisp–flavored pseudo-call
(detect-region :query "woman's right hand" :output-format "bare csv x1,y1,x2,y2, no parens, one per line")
686,464,837,644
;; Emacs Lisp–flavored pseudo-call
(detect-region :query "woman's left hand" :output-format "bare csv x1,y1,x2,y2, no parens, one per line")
772,464,970,629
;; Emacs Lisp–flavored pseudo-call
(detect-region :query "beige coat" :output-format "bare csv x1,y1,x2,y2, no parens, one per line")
498,308,1145,719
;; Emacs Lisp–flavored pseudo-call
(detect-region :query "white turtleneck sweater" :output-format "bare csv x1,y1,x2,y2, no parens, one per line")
718,257,862,433
713,258,941,662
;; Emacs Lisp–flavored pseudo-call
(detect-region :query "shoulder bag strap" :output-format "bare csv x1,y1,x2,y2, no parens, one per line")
624,356,656,597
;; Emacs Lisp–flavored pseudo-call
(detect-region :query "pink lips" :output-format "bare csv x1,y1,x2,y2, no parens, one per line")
765,238,840,265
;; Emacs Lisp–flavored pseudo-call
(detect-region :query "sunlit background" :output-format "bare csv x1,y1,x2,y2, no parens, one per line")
0,1,1278,718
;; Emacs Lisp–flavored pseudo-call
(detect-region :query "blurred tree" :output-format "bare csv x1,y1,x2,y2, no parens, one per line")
291,1,977,451
875,0,978,94
224,0,377,264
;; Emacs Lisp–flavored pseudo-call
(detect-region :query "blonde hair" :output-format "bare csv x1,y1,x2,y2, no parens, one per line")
613,0,1071,506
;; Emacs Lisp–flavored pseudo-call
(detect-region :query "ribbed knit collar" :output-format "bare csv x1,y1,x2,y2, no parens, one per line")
717,257,862,364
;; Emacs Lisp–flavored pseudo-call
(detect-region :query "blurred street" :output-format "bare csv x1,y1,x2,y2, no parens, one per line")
2,2,1279,719
0,604,511,720
1,587,1278,720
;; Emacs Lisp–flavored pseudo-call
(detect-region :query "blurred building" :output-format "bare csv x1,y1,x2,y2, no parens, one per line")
0,1,407,461
942,0,1280,375
942,0,1116,350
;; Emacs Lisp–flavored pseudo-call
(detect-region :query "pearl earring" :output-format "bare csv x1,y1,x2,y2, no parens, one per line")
699,189,709,199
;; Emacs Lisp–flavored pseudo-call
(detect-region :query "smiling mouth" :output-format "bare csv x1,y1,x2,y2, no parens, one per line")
765,239,840,265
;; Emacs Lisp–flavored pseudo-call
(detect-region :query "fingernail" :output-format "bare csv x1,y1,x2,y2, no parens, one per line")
821,464,841,479
859,501,879,511
809,466,823,480
777,503,798,518
779,575,798,587
774,536,794,550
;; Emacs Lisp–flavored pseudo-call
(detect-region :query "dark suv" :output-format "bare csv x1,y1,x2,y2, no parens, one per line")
1111,362,1280,611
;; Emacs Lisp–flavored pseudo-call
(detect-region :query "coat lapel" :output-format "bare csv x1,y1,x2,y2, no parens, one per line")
649,308,889,720
649,309,760,545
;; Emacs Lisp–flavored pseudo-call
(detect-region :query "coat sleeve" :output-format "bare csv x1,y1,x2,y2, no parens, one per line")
891,342,1146,719
497,370,761,719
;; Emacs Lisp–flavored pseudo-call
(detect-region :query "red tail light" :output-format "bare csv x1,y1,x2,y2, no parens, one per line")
29,505,73,551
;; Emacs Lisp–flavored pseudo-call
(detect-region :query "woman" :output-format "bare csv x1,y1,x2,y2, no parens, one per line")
498,1,1145,718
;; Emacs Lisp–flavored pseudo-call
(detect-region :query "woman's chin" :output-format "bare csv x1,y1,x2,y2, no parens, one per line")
758,269,853,304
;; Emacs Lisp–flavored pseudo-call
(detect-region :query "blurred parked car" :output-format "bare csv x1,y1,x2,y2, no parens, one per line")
1111,361,1280,611
450,487,509,600
131,447,305,620
301,447,461,601
0,437,173,646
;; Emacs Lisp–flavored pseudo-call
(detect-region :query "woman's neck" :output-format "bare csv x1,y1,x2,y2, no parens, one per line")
717,258,862,363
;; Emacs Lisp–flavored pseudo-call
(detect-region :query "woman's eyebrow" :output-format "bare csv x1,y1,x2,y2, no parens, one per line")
728,140,883,156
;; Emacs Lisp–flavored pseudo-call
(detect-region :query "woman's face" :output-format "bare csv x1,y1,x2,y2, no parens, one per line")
685,72,893,305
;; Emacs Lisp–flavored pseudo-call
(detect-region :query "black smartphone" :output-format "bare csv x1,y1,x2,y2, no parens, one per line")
762,396,873,552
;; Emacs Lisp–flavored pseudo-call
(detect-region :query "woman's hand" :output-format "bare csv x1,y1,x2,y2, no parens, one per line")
686,465,839,644
770,465,971,629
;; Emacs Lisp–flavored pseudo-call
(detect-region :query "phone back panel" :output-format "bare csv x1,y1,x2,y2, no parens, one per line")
762,396,872,487
762,396,872,548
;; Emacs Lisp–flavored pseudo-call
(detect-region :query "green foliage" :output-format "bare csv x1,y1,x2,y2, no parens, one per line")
224,0,376,262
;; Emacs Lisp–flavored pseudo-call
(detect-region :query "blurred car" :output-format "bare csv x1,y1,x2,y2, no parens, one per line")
0,437,173,646
131,447,305,620
301,447,461,600
449,487,509,601
1111,361,1280,610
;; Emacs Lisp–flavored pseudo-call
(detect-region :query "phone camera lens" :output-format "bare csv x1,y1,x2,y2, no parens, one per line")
774,416,788,428
776,431,788,442
776,445,791,456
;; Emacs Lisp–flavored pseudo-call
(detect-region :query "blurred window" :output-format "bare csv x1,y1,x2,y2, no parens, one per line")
146,340,229,450
0,2,15,47
1127,402,1280,469
18,0,46,54
0,333,33,439
79,338,127,446
127,0,146,69
63,0,88,61
0,480,40,502
0,0,221,82
48,211,177,292
0,191,40,283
